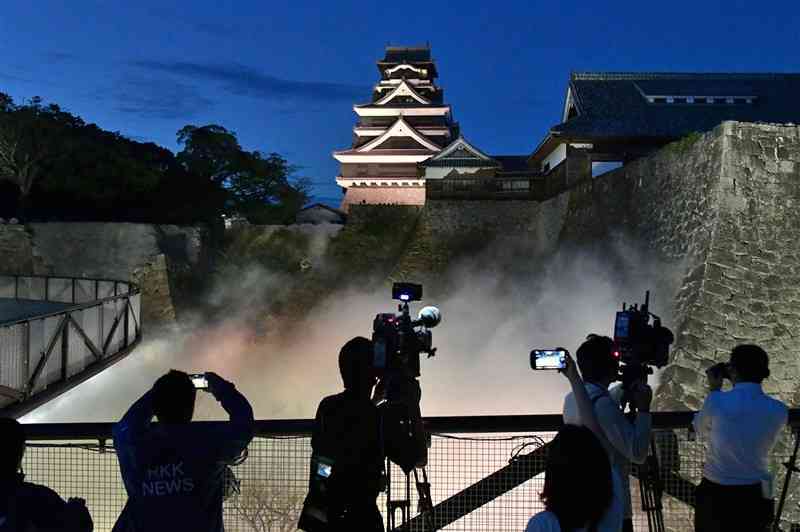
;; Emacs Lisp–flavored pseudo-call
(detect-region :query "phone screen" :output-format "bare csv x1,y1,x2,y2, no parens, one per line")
190,375,208,389
531,350,566,370
316,463,332,478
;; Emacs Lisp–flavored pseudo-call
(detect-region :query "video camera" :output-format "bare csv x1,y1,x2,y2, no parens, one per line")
613,290,674,406
372,282,441,379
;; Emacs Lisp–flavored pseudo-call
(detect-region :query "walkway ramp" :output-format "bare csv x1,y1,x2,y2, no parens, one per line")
0,275,141,417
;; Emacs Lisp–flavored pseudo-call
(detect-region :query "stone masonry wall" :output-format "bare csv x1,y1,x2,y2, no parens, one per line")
0,223,208,328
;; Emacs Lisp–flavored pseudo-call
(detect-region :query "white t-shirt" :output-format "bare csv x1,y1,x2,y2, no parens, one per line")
525,511,585,532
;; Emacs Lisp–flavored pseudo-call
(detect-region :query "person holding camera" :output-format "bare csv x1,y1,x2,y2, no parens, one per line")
526,351,623,532
0,417,94,532
299,336,427,532
693,344,787,532
112,370,254,532
562,335,653,532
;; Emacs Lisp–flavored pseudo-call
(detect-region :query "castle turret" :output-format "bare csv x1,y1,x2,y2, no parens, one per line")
334,45,459,211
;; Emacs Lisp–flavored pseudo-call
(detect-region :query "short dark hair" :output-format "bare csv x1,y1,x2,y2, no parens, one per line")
576,334,618,383
0,417,25,477
339,337,373,390
153,370,196,423
542,424,613,530
730,344,770,383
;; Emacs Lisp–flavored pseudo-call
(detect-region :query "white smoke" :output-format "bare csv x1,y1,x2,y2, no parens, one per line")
22,231,682,423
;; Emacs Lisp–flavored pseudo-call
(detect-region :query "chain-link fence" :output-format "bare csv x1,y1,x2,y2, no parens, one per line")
20,415,800,532
0,275,141,414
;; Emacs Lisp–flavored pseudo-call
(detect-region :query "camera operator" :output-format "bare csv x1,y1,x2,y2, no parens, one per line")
112,370,254,532
0,417,93,532
693,344,788,532
563,334,653,532
299,336,427,532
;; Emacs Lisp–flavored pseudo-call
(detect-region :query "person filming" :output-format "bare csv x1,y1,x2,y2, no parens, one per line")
693,344,788,532
563,335,653,532
299,336,427,532
526,351,623,532
112,370,254,532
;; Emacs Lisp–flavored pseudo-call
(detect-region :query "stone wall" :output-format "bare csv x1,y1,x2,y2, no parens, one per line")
341,186,425,212
0,223,209,328
0,224,49,275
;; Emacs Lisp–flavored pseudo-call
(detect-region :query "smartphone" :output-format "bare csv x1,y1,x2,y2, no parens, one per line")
189,373,208,389
530,349,567,370
316,462,332,478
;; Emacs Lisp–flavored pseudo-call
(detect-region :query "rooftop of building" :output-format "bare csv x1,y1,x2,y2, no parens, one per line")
380,45,432,64
552,71,800,140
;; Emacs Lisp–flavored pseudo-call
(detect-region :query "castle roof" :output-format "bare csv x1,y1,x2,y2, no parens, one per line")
554,72,800,140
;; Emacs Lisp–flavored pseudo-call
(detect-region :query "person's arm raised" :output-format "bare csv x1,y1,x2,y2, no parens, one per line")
559,350,604,438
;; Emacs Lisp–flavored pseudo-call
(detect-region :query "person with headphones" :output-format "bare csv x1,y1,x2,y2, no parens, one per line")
693,344,787,532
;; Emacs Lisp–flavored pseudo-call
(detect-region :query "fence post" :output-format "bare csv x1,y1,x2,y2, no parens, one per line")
61,313,70,381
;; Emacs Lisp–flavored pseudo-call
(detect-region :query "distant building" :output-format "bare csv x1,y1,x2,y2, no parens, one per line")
295,203,347,225
334,59,800,207
423,136,538,200
334,45,459,211
530,72,800,190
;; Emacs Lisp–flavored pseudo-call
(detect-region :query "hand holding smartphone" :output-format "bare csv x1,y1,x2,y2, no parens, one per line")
530,349,567,370
189,373,209,390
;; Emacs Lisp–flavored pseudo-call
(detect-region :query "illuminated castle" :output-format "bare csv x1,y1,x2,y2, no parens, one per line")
333,45,459,211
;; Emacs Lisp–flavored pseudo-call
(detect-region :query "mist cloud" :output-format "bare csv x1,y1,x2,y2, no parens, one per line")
23,229,683,423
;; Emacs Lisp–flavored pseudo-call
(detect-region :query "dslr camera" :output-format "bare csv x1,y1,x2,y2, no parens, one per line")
613,291,674,404
372,282,441,379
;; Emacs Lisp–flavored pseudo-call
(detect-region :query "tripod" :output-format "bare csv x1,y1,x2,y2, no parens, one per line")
773,426,800,531
637,438,666,532
621,389,665,532
385,459,436,531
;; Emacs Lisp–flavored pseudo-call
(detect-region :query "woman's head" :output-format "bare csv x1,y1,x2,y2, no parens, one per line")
541,425,613,530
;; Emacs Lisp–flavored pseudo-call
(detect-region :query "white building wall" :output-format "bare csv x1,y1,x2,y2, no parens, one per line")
541,143,567,171
423,166,488,180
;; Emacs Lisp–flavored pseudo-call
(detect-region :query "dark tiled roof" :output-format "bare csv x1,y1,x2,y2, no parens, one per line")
493,156,532,172
554,73,800,139
381,46,432,64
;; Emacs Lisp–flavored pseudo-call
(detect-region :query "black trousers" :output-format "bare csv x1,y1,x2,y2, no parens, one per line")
694,478,773,532
623,518,633,532
329,502,384,532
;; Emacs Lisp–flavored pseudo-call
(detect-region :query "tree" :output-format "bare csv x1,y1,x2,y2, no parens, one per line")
0,95,77,205
177,125,308,223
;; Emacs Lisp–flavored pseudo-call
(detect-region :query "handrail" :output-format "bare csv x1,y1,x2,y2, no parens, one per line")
20,409,800,441
0,274,142,417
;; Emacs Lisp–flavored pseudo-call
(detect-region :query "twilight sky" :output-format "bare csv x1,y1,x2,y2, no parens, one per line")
2,1,798,205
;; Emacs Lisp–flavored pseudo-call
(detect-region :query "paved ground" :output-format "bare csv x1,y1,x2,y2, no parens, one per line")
0,298,77,325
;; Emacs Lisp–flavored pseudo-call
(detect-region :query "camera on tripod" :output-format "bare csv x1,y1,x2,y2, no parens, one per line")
372,282,441,379
613,290,674,399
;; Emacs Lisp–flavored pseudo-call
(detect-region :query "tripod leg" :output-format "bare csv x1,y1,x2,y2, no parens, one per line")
774,428,800,531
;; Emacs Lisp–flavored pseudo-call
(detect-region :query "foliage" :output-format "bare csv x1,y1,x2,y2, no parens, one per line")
177,125,309,224
666,131,703,153
0,93,307,224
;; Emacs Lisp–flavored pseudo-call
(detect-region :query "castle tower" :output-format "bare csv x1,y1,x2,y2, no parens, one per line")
334,45,459,211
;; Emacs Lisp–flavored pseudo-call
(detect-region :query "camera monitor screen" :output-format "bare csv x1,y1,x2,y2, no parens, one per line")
530,350,566,370
316,463,332,478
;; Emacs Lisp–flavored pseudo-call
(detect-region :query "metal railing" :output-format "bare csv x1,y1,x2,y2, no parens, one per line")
0,275,142,416
20,412,800,532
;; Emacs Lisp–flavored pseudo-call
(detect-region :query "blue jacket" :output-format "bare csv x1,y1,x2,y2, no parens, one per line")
112,381,254,532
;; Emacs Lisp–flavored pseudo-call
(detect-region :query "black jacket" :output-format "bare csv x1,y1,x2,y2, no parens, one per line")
0,475,93,532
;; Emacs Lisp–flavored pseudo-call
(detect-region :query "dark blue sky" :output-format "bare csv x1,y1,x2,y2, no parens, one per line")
2,1,798,205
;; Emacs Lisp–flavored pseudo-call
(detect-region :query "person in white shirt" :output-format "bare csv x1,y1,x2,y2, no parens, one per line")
563,335,652,532
693,344,788,532
526,351,623,532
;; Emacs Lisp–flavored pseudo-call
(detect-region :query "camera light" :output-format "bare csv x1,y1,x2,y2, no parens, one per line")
400,294,410,301
613,351,620,358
